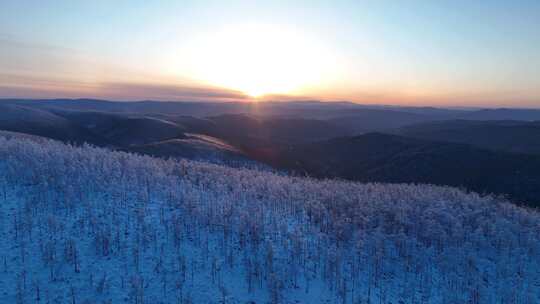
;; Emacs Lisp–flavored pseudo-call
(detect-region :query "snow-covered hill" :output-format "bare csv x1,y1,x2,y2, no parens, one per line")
0,135,538,303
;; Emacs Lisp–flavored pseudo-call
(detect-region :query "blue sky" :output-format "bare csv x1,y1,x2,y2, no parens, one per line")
1,0,539,106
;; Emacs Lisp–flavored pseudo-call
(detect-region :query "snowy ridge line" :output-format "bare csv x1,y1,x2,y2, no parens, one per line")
0,135,539,303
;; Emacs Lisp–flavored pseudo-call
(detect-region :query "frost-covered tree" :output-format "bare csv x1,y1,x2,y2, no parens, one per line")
0,134,538,303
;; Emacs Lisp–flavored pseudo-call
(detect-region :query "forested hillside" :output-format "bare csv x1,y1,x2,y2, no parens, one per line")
271,133,540,207
397,120,540,155
0,135,539,303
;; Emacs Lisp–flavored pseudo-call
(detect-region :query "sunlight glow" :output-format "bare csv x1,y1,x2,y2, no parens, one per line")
183,25,337,97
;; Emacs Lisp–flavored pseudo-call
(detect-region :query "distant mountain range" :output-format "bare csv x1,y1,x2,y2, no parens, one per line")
1,98,540,207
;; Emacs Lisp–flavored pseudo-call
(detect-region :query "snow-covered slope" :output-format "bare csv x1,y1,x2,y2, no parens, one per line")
0,135,538,303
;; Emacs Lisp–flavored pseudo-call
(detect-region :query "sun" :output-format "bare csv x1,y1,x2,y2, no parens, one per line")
245,88,265,98
182,25,335,98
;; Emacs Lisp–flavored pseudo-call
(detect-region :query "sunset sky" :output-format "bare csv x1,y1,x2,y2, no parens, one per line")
1,1,539,107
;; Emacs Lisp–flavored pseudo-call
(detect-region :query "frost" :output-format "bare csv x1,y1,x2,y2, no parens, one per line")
0,135,538,303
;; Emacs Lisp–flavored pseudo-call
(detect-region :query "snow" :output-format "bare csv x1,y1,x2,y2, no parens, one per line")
0,135,539,303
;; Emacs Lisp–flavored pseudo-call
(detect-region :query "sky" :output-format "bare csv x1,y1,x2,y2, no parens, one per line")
1,0,539,107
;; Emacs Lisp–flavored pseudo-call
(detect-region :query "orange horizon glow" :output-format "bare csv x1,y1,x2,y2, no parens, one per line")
1,2,539,108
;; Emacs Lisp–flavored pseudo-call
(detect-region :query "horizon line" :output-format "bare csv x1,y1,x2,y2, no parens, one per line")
2,97,540,110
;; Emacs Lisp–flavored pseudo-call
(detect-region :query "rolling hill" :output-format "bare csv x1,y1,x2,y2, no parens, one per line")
397,119,540,154
271,133,540,207
458,108,540,121
127,133,261,167
53,110,187,146
0,104,104,144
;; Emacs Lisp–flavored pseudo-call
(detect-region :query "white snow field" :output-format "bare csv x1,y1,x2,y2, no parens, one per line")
0,134,539,304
